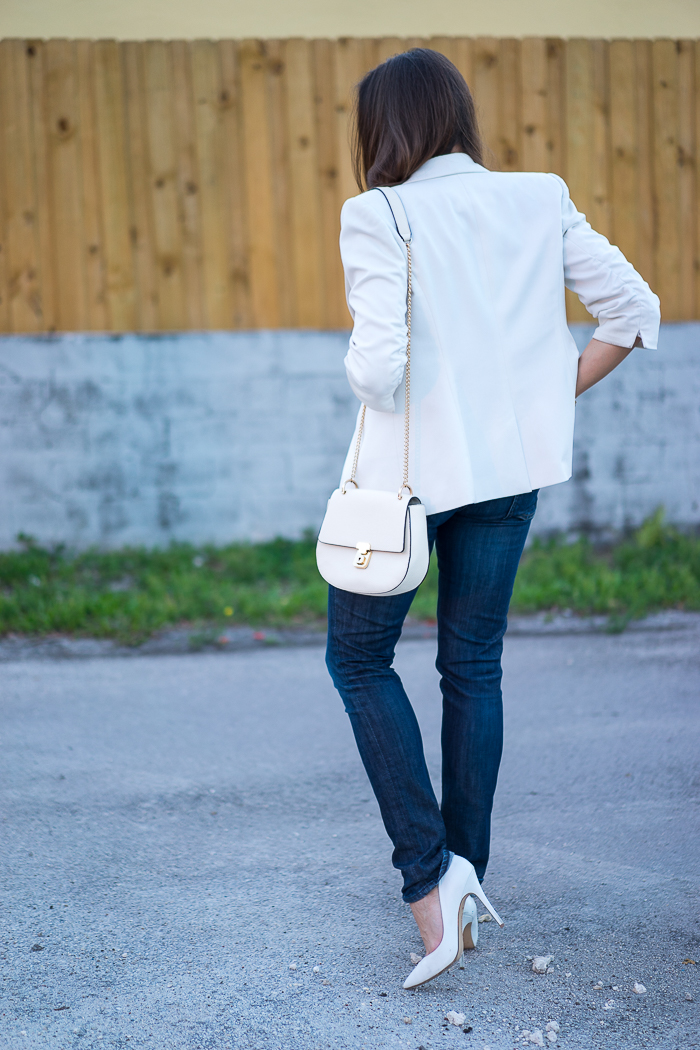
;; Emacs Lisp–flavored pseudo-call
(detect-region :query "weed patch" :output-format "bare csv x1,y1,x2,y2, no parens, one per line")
1,512,697,643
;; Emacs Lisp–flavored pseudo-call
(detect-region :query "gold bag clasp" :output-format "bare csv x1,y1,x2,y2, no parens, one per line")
353,542,372,569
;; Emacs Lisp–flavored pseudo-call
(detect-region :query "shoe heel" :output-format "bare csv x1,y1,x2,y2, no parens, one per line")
462,920,476,950
461,896,478,951
473,886,504,928
461,860,505,928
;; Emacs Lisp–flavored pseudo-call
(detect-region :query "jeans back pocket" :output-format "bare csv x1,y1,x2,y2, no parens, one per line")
507,490,539,521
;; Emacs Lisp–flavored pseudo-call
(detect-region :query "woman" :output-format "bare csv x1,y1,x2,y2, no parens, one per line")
325,49,660,989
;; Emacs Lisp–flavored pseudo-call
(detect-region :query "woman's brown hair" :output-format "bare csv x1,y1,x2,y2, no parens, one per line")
352,48,484,191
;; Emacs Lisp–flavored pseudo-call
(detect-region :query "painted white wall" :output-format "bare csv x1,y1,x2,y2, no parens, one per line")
0,325,697,550
1,0,698,41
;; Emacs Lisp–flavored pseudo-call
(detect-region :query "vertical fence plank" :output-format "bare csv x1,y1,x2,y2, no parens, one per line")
696,41,700,319
93,40,137,331
0,47,8,332
521,38,548,172
565,39,594,321
218,40,251,329
545,38,566,179
26,41,57,331
44,40,88,330
0,40,43,330
143,41,187,329
285,38,324,327
172,41,205,330
473,39,500,167
565,40,593,213
121,42,157,331
190,39,235,330
496,39,520,172
634,40,655,291
453,37,474,93
609,40,639,270
677,40,696,320
76,40,108,330
334,38,368,199
652,39,681,321
590,40,611,239
363,39,381,79
239,39,280,327
312,38,346,328
265,40,295,327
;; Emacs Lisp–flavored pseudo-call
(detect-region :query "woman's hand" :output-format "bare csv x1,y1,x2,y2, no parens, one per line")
575,336,641,398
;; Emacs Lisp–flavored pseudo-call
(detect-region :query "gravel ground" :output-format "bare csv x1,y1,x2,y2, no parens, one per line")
1,618,699,1050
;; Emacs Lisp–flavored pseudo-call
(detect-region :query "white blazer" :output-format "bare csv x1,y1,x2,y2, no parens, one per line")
338,152,661,515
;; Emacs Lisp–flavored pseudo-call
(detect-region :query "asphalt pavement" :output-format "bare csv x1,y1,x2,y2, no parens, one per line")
2,618,699,1050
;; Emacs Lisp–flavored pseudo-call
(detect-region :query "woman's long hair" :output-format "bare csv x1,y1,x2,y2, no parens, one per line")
352,48,484,191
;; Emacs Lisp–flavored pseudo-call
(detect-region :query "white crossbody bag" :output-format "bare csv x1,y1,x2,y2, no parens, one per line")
316,187,430,597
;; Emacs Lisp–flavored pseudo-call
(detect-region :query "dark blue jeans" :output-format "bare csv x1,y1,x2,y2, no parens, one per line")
325,490,538,903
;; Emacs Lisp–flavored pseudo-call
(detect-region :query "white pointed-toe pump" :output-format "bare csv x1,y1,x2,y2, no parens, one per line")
403,855,503,990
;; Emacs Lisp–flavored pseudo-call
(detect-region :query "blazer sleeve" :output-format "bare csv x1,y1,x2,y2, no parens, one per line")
548,173,661,349
339,192,409,412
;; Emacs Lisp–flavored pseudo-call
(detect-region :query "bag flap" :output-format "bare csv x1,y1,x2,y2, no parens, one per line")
318,488,415,553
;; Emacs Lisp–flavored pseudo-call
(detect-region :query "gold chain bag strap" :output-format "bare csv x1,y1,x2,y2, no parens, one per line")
315,186,430,597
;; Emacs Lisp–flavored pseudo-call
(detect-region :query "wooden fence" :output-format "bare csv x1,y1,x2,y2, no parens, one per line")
0,36,698,332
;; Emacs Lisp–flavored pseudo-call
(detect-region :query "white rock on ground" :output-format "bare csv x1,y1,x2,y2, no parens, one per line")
445,1011,466,1026
528,1030,545,1046
479,913,492,923
633,982,647,994
546,1021,560,1033
546,1032,557,1044
532,956,554,974
410,952,422,964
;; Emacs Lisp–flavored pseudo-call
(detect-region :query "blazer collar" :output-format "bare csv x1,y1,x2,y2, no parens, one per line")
406,152,486,183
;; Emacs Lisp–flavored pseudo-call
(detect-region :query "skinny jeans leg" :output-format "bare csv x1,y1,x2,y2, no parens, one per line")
325,491,537,902
435,492,538,881
326,581,448,904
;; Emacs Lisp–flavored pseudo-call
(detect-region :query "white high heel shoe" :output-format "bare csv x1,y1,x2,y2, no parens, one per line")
403,855,503,989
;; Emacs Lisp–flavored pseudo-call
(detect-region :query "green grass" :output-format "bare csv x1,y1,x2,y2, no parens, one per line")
1,511,698,644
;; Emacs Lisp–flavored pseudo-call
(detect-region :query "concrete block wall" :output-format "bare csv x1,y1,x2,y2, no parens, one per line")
0,324,698,550
537,324,700,538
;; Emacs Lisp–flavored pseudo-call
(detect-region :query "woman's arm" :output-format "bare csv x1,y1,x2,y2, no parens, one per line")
575,335,640,398
340,193,410,413
549,174,661,352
